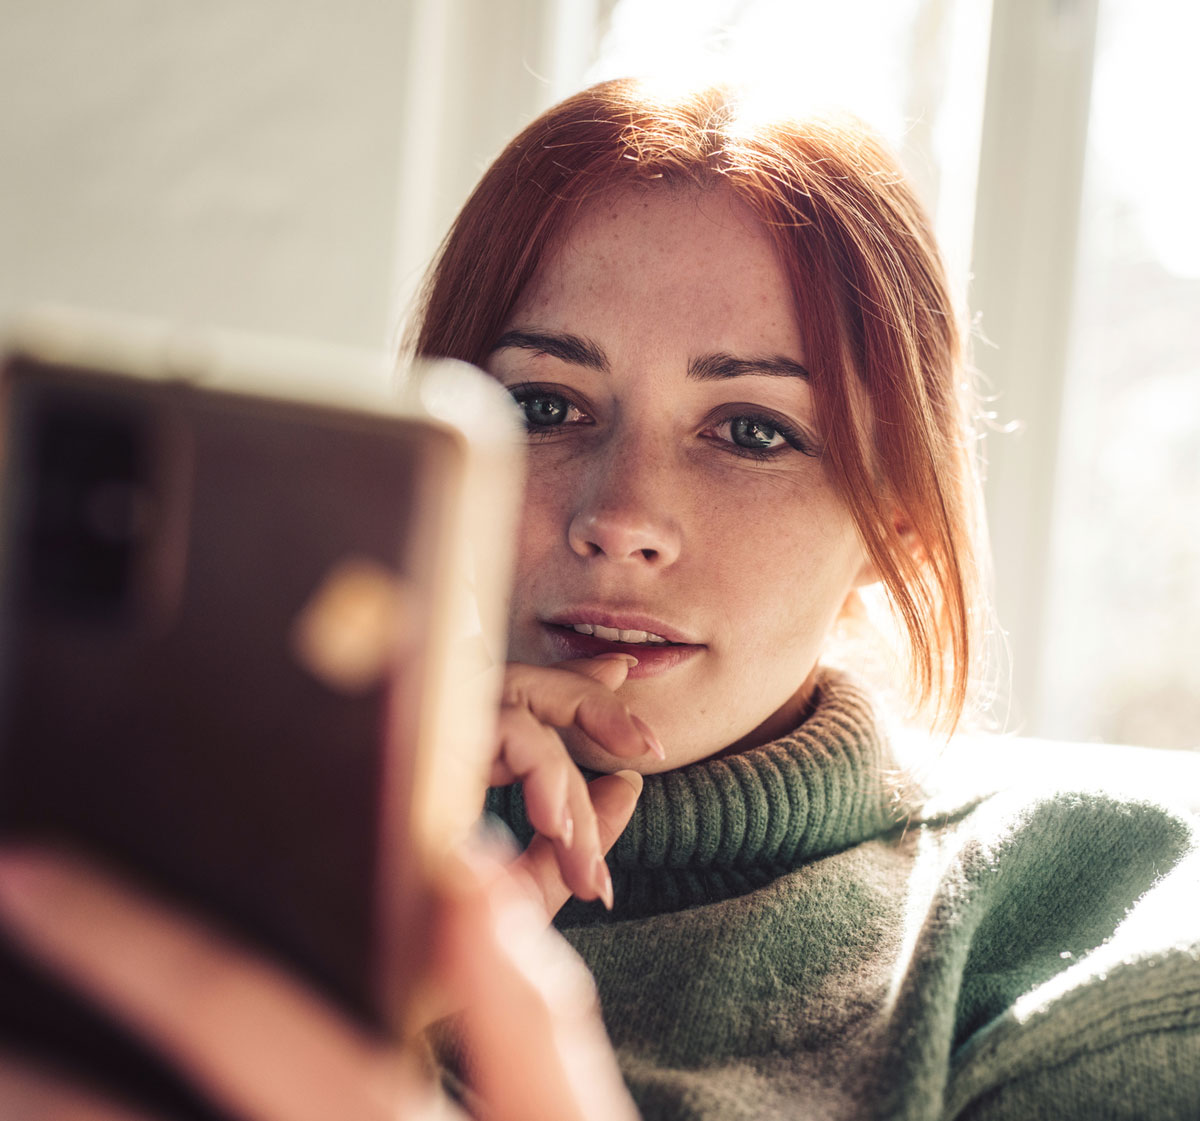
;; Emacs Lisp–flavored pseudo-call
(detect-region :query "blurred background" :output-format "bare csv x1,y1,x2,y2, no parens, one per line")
3,0,1196,749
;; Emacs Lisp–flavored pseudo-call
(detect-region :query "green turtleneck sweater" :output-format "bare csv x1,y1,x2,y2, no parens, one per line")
486,671,1200,1120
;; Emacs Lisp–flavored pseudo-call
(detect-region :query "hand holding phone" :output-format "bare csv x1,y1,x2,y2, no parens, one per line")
0,837,642,1121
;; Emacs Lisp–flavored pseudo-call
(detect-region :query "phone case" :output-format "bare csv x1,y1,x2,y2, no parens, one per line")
0,310,519,1120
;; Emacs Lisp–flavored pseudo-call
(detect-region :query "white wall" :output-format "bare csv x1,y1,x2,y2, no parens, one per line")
0,1,602,353
0,1,408,350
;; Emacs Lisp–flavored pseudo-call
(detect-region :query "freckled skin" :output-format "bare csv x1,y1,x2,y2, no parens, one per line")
488,186,875,773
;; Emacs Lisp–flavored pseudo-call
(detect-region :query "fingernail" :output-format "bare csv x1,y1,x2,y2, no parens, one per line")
560,805,575,849
594,857,614,911
593,653,638,668
630,713,666,760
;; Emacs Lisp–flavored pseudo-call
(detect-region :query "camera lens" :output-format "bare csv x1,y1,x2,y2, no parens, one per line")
16,383,152,622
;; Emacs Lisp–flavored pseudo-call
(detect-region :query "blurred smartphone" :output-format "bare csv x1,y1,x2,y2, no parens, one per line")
0,308,519,1120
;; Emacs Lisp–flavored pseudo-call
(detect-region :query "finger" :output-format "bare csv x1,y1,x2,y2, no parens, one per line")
490,710,607,903
554,761,604,904
0,849,418,1121
550,654,639,691
0,1052,167,1121
552,659,667,758
502,662,664,762
0,1051,177,1121
514,771,642,917
441,848,639,1121
490,707,573,840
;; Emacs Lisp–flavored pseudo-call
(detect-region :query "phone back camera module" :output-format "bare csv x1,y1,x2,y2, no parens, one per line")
15,383,154,624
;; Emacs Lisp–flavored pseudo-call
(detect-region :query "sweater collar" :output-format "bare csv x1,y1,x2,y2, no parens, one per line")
487,669,906,918
604,667,903,872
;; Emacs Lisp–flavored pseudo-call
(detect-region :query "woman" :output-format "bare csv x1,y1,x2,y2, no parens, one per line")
2,79,1197,1120
413,80,1200,1119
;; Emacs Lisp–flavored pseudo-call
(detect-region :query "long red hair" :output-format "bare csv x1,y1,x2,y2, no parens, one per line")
413,79,985,731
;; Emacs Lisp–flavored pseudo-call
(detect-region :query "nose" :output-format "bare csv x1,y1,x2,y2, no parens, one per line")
560,409,685,566
565,438,682,566
567,507,681,566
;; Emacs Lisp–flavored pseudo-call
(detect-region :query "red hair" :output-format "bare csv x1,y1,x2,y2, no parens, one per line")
413,80,985,731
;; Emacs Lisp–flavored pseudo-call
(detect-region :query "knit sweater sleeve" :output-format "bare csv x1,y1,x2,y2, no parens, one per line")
905,793,1200,1121
949,951,1200,1120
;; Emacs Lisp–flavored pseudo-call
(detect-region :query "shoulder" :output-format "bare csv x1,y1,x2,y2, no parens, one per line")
898,730,1200,930
894,752,1200,1121
906,729,1200,820
943,825,1200,1119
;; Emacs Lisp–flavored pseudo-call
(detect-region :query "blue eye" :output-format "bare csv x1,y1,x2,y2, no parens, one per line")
508,385,586,433
708,412,817,460
728,417,785,451
521,393,569,426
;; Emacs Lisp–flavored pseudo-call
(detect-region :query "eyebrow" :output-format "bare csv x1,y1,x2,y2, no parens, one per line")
491,329,609,373
687,353,811,381
491,328,809,381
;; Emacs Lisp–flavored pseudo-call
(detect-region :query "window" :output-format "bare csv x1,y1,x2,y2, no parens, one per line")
1038,0,1200,748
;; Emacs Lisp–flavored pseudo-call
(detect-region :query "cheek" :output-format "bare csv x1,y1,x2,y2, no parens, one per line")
702,490,863,632
510,471,568,593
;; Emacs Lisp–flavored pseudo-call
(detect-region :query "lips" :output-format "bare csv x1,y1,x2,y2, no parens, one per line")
543,609,698,646
539,609,703,678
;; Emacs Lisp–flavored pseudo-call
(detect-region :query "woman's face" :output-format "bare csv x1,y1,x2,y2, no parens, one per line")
487,186,873,772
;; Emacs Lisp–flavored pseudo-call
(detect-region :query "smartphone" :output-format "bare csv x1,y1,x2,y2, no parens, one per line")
0,308,520,1120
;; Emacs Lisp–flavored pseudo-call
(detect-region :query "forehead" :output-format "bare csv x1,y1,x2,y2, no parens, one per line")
508,185,805,358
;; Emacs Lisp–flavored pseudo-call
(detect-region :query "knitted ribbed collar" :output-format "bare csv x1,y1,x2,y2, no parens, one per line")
486,669,906,922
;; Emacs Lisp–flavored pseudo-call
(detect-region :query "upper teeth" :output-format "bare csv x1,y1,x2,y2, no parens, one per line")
571,623,670,644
